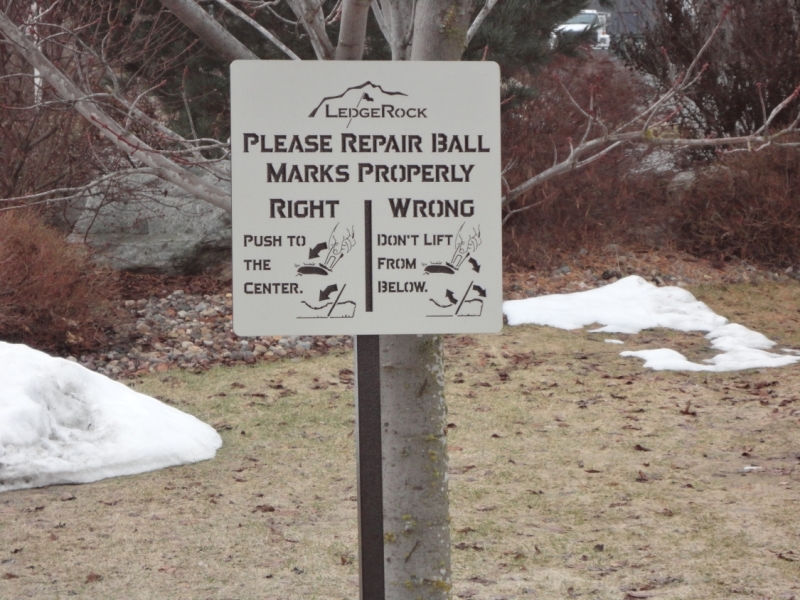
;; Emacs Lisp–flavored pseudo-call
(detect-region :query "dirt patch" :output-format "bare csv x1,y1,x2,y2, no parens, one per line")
1,282,799,599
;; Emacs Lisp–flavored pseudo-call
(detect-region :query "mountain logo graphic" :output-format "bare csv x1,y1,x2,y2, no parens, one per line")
308,81,427,127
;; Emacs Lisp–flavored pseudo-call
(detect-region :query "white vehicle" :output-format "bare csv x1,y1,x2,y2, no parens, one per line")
554,10,611,50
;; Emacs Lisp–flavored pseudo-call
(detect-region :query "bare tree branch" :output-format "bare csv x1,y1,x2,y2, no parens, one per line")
502,8,800,210
465,0,498,46
158,0,259,61
213,0,301,60
0,10,232,212
284,0,335,59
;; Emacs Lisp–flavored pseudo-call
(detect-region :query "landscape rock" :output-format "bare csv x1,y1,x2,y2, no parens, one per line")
67,165,232,274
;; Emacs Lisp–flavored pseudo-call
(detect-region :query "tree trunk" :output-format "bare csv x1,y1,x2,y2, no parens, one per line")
335,0,374,60
359,0,472,596
380,334,451,597
410,0,473,61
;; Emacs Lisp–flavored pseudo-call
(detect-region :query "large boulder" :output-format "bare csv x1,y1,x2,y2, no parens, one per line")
68,165,231,274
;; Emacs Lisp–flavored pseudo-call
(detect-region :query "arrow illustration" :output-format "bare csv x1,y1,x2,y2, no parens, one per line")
472,285,487,297
469,257,481,273
429,289,458,308
309,242,328,259
319,284,338,301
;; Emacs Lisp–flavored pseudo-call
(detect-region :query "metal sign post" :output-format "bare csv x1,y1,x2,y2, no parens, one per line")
230,61,501,599
354,335,384,598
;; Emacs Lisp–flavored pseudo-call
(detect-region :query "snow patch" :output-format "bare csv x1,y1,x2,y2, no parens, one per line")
503,276,800,372
0,342,221,492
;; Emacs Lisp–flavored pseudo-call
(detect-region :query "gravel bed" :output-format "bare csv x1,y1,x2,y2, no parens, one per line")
70,289,352,379
67,247,800,379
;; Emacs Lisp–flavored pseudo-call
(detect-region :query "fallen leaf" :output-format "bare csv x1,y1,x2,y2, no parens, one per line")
634,444,652,452
456,527,475,534
467,576,496,585
252,505,276,513
86,572,102,582
454,542,484,551
771,550,798,562
636,471,650,482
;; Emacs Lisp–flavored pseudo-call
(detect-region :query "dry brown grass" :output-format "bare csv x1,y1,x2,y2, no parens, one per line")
1,282,799,600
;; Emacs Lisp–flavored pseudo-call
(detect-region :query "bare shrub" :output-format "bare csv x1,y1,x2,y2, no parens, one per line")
502,53,675,269
623,0,800,138
0,211,114,353
676,144,800,267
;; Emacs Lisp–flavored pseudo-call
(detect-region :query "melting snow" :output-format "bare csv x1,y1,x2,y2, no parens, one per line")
0,342,221,493
503,276,800,372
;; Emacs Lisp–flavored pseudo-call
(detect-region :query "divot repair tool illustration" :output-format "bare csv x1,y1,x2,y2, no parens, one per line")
425,223,486,316
423,222,481,275
296,223,355,276
297,224,357,318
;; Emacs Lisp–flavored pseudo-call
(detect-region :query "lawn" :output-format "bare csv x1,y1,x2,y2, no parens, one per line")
1,282,799,600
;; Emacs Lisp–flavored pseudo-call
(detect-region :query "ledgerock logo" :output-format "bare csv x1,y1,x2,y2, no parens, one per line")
308,82,427,127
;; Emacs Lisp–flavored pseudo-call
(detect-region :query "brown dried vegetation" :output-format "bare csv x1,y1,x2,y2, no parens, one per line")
0,211,114,352
501,54,676,270
677,144,800,267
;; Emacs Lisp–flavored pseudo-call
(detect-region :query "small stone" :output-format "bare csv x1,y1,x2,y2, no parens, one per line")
136,323,151,334
254,344,268,354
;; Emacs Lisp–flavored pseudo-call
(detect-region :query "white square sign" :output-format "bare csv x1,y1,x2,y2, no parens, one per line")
231,61,501,335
